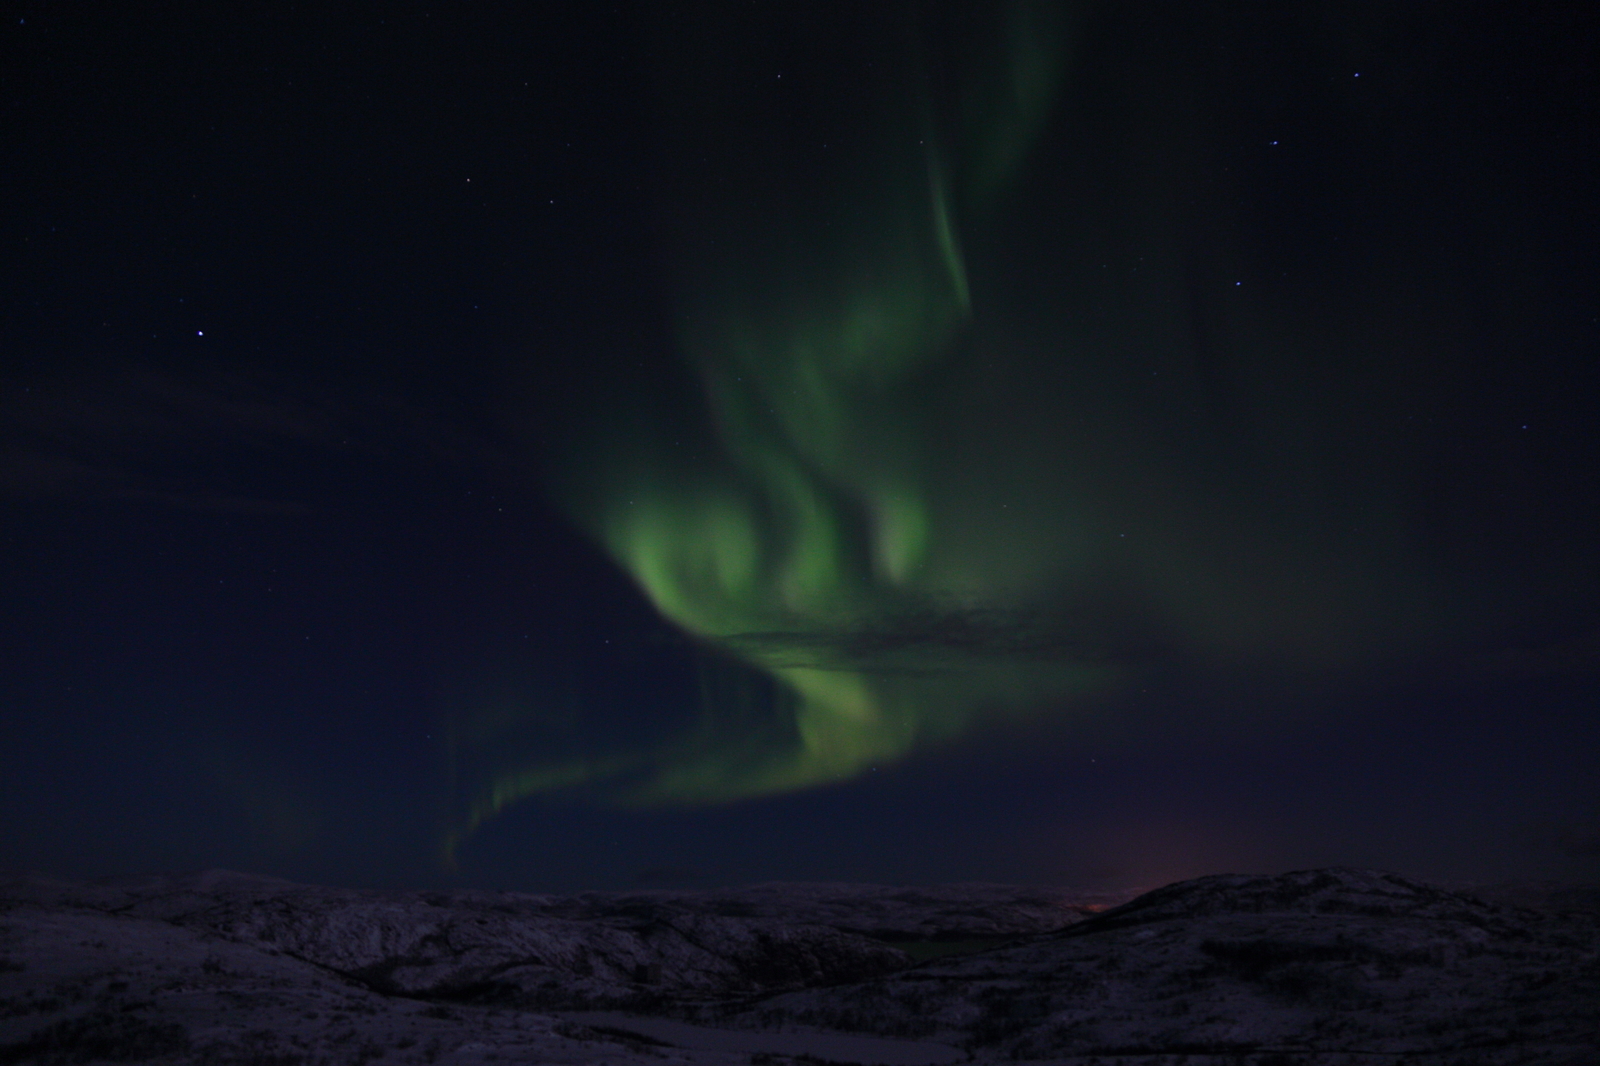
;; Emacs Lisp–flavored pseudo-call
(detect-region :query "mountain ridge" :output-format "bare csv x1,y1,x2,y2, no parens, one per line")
1,868,1595,1064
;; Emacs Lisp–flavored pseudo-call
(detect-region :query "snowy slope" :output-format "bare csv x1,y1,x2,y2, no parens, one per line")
1,869,1594,1065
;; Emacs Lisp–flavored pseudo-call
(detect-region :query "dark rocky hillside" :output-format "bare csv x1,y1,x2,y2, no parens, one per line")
1,869,1594,1065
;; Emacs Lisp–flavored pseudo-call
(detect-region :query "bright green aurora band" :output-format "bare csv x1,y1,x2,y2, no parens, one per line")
449,2,1508,847
583,3,1093,805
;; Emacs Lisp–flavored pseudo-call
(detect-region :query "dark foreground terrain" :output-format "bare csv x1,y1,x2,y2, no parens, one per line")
1,868,1595,1065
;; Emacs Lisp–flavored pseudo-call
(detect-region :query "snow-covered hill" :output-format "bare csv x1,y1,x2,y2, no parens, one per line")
0,869,1593,1064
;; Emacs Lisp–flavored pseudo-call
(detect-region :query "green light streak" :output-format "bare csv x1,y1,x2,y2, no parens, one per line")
439,1,1597,854
457,2,1105,834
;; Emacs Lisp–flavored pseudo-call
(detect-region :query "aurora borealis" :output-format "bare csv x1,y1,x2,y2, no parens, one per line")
3,2,1598,892
479,1,1600,819
523,2,1101,808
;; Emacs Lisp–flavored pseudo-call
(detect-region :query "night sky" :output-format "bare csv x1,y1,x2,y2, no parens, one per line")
3,1,1597,894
